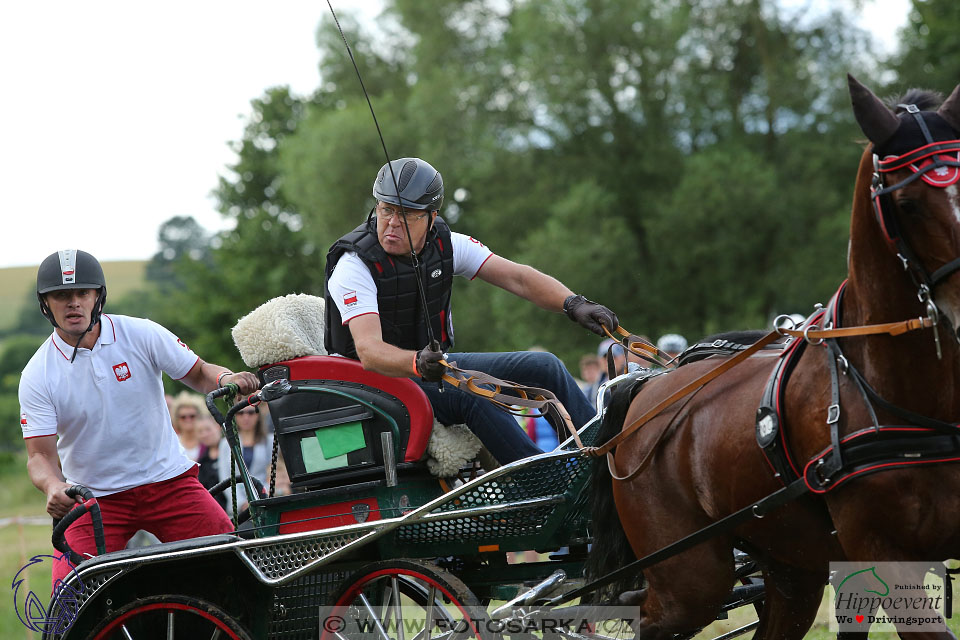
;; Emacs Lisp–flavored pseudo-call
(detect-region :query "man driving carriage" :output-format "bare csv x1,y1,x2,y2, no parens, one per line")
324,157,619,463
18,250,261,588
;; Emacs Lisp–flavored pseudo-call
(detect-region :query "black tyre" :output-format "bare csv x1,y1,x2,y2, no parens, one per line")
85,594,252,640
323,559,494,640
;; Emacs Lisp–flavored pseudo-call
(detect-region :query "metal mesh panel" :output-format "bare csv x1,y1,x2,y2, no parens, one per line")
396,504,556,543
268,570,347,640
435,454,586,512
49,569,121,640
242,532,363,581
396,454,588,544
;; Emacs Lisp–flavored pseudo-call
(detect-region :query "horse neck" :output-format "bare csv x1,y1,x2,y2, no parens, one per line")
842,148,960,417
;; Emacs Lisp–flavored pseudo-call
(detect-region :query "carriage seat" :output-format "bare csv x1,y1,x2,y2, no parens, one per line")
258,355,435,488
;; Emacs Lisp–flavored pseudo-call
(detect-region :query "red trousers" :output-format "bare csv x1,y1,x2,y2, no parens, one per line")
51,467,233,589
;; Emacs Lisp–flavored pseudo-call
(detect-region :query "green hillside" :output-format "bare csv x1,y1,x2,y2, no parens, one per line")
0,261,147,332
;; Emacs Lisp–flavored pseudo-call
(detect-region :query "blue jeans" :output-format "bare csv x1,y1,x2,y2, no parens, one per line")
415,351,596,463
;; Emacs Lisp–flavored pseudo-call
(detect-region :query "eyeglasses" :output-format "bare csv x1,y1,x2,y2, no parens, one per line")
375,205,430,223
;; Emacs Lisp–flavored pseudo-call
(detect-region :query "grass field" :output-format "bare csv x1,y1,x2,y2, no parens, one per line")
0,261,147,333
0,451,955,639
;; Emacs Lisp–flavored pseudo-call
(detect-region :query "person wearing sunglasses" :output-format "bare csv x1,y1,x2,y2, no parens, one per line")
324,158,619,464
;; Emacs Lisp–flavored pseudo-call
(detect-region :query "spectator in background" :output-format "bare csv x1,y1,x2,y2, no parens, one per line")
589,338,627,403
218,404,274,512
170,392,204,461
196,415,226,509
656,333,688,361
578,353,602,400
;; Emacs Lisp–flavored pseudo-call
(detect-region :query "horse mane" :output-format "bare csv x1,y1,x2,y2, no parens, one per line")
886,88,944,113
584,378,645,602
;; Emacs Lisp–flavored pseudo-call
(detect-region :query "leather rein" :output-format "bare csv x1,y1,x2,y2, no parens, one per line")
583,313,936,482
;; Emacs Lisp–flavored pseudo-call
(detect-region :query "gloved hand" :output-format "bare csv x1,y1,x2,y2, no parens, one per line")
415,344,445,382
563,294,619,336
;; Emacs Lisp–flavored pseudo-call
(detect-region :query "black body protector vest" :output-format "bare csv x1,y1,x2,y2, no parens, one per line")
324,217,455,359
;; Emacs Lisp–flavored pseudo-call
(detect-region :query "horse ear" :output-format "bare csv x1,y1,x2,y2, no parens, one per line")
936,84,960,134
848,74,900,146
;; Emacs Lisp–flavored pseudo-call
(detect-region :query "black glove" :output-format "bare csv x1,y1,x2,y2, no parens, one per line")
415,344,445,382
563,294,619,336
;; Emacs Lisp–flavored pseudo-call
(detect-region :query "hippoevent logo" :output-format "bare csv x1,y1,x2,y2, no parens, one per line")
830,561,948,633
11,554,85,634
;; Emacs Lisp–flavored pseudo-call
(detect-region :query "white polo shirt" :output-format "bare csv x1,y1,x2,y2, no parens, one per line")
19,314,200,497
328,231,494,324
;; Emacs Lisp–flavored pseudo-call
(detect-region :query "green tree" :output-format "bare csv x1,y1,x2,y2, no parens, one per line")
895,0,960,94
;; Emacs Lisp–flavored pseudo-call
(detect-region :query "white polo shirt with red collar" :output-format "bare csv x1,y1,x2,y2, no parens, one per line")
19,314,200,497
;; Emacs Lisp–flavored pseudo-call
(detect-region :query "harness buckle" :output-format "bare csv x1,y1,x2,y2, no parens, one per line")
826,403,840,425
898,253,910,271
814,458,833,486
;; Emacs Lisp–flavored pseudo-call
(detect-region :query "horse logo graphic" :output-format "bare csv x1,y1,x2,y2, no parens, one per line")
11,554,85,634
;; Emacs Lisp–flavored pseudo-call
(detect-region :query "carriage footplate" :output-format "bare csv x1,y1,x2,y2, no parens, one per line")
491,570,567,619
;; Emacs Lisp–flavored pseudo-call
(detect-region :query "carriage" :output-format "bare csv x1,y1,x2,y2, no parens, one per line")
42,343,772,640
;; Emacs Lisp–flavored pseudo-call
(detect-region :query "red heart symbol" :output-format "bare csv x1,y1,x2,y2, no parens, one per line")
856,615,864,623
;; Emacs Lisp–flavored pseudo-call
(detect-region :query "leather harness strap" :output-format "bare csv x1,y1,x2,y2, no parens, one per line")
584,329,784,460
438,362,584,448
778,316,934,340
586,315,938,475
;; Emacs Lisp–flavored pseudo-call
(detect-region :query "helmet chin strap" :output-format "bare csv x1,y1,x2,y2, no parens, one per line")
68,322,95,364
65,290,105,364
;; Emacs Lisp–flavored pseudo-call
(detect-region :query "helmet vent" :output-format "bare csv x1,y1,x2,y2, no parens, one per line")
397,161,417,192
426,173,442,194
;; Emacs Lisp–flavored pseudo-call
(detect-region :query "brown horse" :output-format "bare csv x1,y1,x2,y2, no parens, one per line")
587,75,960,640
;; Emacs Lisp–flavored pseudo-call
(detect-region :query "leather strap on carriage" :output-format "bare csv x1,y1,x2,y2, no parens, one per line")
439,362,584,448
585,329,784,462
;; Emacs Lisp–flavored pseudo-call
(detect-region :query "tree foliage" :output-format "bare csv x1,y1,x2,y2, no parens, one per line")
95,0,934,386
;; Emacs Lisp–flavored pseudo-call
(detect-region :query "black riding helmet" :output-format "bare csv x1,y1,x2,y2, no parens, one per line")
372,158,444,212
37,250,108,333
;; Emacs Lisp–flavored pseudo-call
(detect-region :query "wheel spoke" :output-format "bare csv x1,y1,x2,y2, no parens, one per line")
359,592,393,640
121,624,134,640
209,628,222,640
167,611,175,640
391,575,406,640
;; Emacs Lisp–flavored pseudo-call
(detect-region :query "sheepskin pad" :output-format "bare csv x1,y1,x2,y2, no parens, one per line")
427,422,483,477
232,293,327,368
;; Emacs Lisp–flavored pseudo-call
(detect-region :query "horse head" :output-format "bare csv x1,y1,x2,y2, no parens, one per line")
848,74,960,343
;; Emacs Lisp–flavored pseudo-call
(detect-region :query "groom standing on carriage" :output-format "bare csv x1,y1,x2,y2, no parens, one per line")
324,157,620,464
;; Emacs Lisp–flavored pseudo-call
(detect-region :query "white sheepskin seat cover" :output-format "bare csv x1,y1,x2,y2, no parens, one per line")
426,423,483,477
231,294,481,476
232,294,327,368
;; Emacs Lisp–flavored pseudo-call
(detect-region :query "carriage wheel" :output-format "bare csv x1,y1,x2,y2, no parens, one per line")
323,559,493,640
86,594,252,640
